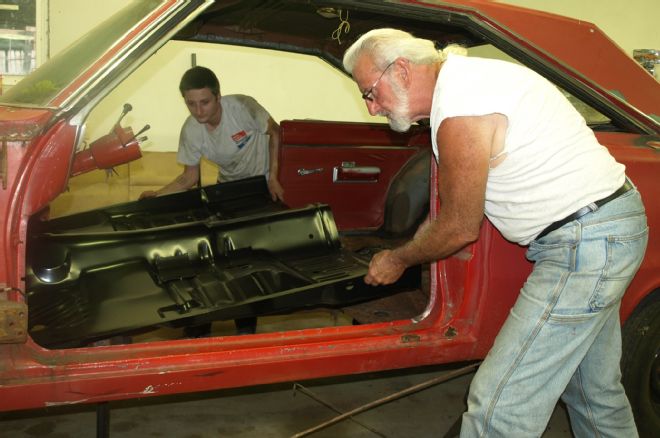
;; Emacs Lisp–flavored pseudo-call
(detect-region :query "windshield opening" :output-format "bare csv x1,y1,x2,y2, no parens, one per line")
0,0,165,107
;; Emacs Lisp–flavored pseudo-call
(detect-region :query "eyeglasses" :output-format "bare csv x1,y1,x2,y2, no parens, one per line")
361,61,395,102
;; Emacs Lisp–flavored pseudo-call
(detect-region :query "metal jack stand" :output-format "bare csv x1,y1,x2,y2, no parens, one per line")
97,402,110,438
291,361,480,437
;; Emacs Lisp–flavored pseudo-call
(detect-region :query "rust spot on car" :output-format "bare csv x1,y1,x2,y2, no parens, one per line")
0,299,28,343
401,334,420,343
444,326,457,338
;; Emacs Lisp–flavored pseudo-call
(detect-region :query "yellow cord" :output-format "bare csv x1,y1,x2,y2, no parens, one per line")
331,9,350,45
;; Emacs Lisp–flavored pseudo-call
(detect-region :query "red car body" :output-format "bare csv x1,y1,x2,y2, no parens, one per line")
0,1,657,432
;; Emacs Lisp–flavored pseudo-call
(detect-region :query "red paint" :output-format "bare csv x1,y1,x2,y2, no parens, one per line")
0,0,657,413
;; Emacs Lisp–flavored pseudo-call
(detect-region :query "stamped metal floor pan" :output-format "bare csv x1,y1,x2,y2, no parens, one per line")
26,178,419,348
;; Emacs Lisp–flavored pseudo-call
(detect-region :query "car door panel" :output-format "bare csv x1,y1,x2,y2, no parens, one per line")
278,120,431,230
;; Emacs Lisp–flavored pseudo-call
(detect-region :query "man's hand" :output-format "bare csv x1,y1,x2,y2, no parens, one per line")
268,177,285,202
139,190,158,200
364,249,407,286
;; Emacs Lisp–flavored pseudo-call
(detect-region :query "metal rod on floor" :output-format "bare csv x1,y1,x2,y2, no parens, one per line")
291,362,480,438
293,383,387,437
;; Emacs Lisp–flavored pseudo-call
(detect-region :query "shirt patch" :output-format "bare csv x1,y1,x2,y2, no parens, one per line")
231,130,251,149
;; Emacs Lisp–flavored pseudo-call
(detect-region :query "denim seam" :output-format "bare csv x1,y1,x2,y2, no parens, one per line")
480,271,570,437
586,237,610,313
574,365,603,438
605,227,649,243
579,209,645,228
547,312,603,323
588,228,648,311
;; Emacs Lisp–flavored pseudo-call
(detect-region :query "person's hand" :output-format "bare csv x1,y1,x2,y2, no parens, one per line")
267,177,285,202
364,249,407,286
139,190,158,200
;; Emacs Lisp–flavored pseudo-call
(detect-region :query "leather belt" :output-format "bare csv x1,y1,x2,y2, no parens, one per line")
535,179,633,240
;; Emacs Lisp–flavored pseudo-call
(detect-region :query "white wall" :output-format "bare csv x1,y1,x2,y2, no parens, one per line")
85,41,375,151
48,0,659,151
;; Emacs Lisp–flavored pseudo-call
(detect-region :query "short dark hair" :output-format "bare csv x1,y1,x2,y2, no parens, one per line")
179,66,220,96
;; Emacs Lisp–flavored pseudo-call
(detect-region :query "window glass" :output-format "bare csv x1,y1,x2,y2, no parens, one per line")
0,0,165,106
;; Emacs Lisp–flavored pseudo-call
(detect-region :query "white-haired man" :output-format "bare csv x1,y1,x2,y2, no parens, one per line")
343,28,647,437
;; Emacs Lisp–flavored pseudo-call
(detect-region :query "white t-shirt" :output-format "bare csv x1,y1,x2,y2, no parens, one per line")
430,54,625,245
177,94,272,182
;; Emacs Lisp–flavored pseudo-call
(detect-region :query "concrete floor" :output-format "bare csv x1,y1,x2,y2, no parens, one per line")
0,362,573,437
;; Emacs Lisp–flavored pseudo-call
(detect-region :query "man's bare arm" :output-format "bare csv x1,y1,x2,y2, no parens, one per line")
364,114,507,285
266,118,284,202
139,164,200,199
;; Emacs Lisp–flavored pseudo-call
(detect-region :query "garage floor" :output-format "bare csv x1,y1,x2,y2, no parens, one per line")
0,361,573,438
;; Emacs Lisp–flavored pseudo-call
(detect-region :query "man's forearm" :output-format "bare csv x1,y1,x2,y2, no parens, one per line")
268,137,279,180
156,172,197,196
393,215,479,268
266,118,281,181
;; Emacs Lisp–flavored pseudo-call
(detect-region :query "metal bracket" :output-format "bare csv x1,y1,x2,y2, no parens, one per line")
0,299,28,344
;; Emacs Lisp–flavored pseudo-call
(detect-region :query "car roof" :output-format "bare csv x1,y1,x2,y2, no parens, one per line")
175,0,659,129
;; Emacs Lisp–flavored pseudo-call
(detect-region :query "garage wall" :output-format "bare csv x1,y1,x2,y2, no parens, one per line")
48,0,659,152
82,40,374,153
49,0,377,151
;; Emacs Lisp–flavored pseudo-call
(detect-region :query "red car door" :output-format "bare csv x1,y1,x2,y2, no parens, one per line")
278,120,432,230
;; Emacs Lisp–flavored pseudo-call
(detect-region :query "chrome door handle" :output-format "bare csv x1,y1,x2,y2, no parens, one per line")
298,167,324,176
333,162,381,183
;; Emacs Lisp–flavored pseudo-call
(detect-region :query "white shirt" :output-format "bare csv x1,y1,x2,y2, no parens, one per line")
430,54,625,245
177,94,271,182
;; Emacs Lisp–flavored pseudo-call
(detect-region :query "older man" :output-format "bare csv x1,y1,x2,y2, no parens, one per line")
343,29,647,437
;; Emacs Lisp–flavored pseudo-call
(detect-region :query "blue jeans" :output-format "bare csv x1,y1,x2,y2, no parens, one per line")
461,187,648,437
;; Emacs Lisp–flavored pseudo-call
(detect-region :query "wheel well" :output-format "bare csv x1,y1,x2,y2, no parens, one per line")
620,287,660,437
624,288,660,327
